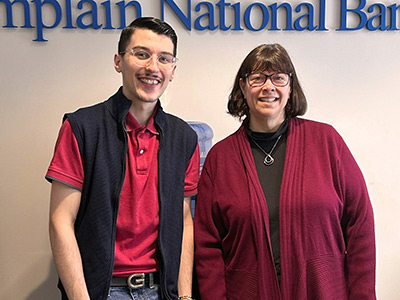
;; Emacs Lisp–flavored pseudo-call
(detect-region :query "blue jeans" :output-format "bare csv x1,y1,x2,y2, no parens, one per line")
107,285,160,300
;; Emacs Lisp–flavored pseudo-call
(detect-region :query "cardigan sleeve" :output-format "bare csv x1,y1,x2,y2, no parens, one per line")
338,138,376,299
194,163,227,300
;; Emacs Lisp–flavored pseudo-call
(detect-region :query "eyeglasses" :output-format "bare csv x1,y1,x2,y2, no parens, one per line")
244,72,292,87
119,48,178,70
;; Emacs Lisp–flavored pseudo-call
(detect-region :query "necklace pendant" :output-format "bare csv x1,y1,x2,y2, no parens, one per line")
264,154,274,166
250,134,282,167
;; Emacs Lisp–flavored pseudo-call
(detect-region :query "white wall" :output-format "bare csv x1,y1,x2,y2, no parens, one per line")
1,1,399,299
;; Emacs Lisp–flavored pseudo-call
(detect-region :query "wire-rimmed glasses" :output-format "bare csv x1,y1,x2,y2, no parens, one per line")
119,48,178,70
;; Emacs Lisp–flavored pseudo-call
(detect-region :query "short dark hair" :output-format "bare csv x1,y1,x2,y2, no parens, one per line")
228,44,307,120
118,17,178,56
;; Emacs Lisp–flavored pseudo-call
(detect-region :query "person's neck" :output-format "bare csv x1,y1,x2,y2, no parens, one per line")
249,117,284,133
129,100,157,126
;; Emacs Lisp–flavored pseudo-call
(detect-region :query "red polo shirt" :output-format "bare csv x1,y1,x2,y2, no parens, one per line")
46,111,200,276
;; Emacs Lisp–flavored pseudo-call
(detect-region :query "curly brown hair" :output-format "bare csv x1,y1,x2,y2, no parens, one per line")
228,44,307,120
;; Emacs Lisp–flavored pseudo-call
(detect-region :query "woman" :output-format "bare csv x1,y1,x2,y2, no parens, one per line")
194,44,376,300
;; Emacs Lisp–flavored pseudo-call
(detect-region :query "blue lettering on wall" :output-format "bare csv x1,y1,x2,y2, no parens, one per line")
367,3,389,30
294,3,317,31
0,0,141,41
117,0,142,29
194,1,217,30
31,0,62,42
162,0,328,32
217,0,232,30
77,0,102,30
269,3,293,31
338,0,399,31
231,2,243,31
161,0,191,30
64,0,77,29
1,0,34,28
388,4,400,30
243,3,269,31
102,0,114,29
0,0,398,42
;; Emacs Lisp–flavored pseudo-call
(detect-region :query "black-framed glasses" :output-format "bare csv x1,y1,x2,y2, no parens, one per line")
119,48,178,70
244,72,292,87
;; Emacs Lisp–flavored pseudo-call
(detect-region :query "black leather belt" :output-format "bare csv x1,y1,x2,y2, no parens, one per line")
110,272,159,289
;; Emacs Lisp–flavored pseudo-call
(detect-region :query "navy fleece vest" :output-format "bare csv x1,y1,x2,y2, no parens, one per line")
59,88,198,300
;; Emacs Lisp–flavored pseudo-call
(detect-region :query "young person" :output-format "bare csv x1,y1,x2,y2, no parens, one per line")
47,17,199,300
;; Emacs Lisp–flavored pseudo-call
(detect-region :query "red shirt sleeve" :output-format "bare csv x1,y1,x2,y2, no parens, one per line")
45,119,84,190
184,144,200,196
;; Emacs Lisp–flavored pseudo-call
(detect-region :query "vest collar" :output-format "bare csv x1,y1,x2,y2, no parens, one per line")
105,87,166,127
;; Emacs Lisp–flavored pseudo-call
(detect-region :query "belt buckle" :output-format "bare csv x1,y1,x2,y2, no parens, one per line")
127,273,145,289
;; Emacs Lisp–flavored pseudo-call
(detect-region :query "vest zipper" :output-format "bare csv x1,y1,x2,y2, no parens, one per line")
156,129,173,300
105,125,129,299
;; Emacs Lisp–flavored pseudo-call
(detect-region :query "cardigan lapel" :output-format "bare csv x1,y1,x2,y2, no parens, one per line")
279,117,307,300
235,125,282,299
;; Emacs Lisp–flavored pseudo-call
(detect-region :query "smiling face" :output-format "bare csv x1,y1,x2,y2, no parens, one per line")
114,28,176,104
240,70,291,132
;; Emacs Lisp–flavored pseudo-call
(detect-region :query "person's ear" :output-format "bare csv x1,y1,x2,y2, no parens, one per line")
114,53,122,73
169,65,177,82
239,78,246,94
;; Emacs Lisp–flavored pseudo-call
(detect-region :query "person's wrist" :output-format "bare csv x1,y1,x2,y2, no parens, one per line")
178,296,194,300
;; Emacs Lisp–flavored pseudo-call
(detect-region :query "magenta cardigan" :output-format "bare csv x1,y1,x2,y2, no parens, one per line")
194,118,376,300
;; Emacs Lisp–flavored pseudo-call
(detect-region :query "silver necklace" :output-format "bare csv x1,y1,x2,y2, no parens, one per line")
250,134,282,166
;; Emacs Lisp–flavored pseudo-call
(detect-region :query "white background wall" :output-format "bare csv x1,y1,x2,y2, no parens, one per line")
1,0,399,299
